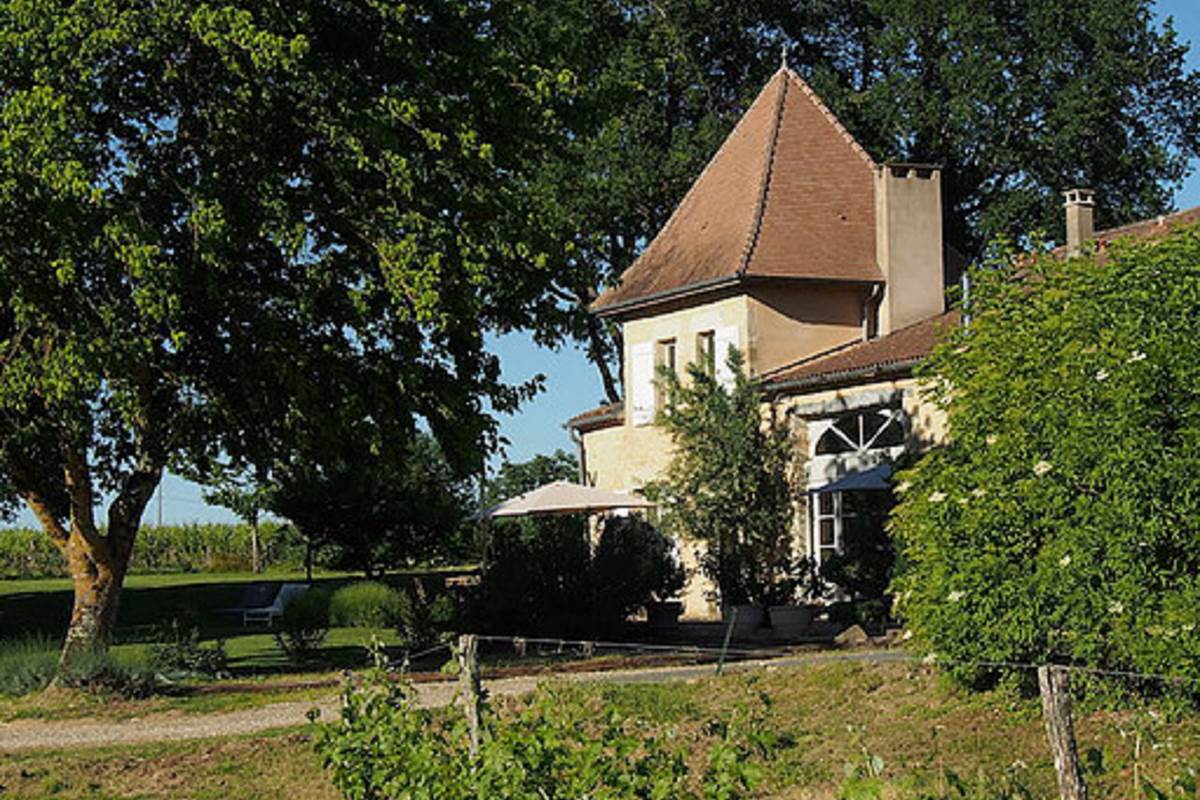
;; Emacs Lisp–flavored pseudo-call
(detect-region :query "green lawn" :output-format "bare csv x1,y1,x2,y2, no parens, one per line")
1,661,1197,799
0,568,472,676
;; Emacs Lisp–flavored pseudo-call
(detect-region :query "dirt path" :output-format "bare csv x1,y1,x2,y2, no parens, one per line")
0,651,904,752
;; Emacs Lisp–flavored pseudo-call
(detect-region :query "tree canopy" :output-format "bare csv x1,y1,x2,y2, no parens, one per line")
0,0,564,665
517,0,1200,399
892,226,1200,690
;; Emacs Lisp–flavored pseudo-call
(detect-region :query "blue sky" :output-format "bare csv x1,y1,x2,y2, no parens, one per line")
15,2,1200,526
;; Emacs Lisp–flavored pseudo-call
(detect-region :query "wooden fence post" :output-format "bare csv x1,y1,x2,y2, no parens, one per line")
458,634,484,759
1038,665,1088,800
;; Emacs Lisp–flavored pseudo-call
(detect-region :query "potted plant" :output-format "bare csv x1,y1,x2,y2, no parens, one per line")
767,557,822,639
648,348,799,639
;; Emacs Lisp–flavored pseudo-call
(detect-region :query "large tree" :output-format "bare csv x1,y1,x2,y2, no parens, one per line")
516,0,1200,398
0,0,560,669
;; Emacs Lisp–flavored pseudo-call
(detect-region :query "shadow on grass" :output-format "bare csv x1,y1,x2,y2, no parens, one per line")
0,569,473,678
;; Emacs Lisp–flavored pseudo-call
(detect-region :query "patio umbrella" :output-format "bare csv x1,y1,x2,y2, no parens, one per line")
479,480,654,519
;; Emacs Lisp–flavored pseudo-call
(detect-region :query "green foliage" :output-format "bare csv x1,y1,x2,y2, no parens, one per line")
0,634,60,696
476,512,683,637
274,589,331,664
485,450,579,507
592,515,687,621
269,433,473,577
147,618,228,679
328,582,404,630
651,349,799,608
393,588,457,650
476,514,594,636
0,0,565,658
0,523,307,578
52,650,158,699
313,647,776,800
892,225,1200,691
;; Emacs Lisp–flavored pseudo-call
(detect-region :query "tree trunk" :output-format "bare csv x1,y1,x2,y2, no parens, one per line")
251,512,261,574
57,537,127,674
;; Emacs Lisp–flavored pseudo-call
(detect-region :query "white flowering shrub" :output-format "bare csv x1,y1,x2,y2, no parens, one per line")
892,226,1200,692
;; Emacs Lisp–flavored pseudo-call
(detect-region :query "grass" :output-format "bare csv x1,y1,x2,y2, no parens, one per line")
0,567,473,677
2,661,1198,799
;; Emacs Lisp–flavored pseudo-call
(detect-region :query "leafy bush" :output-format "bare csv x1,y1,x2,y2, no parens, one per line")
329,582,403,629
0,522,309,578
591,515,686,622
274,588,331,663
56,650,158,698
0,636,158,697
650,348,799,608
893,227,1200,691
475,515,593,636
0,634,59,696
394,587,457,648
313,648,777,800
475,514,684,637
148,618,228,678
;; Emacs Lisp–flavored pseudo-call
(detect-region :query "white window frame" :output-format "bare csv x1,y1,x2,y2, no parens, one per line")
811,491,855,566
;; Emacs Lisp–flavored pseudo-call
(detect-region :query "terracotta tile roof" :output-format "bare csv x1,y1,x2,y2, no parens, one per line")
1051,205,1200,259
566,401,623,432
764,311,961,392
592,68,880,317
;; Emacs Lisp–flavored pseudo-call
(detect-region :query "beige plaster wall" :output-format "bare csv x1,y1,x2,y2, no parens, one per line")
746,284,867,375
621,294,751,395
581,374,948,619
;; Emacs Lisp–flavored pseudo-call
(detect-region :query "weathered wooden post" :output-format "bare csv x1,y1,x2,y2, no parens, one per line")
458,634,484,759
1038,664,1087,800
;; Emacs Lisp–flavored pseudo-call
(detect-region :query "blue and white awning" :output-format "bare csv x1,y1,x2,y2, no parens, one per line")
809,463,893,494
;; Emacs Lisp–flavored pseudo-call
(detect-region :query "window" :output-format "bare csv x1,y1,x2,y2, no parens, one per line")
814,409,905,456
696,330,716,376
812,492,853,564
655,339,677,409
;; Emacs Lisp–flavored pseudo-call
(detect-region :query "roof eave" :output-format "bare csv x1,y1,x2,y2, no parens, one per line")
593,273,883,319
764,357,923,397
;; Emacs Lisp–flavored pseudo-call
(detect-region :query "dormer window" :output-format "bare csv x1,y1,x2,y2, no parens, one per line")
814,409,905,456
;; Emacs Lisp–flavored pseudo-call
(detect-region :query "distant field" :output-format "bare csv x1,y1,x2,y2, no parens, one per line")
1,660,1197,799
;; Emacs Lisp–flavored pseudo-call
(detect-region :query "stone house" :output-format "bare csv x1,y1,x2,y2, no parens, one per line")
566,64,1199,619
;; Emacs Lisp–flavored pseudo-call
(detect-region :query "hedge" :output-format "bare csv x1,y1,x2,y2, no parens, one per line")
0,522,309,578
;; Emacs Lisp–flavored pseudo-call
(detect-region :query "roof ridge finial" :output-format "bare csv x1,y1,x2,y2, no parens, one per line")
780,43,788,71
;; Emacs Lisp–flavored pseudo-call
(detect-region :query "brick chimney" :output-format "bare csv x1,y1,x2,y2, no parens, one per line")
874,164,945,335
1063,189,1095,255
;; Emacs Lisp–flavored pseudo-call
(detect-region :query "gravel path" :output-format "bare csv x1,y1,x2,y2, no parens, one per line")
0,650,905,752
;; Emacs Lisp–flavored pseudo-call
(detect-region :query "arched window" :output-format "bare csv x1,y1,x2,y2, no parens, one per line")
814,409,905,456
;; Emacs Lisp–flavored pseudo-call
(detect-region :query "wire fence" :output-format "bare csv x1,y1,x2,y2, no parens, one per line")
393,631,1200,692
422,630,1197,800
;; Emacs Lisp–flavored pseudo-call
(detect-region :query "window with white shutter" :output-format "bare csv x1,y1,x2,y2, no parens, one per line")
629,342,655,425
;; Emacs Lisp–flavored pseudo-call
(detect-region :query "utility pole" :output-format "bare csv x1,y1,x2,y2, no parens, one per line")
156,483,164,527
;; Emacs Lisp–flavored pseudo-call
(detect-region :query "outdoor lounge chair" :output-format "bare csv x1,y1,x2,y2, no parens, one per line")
237,583,308,627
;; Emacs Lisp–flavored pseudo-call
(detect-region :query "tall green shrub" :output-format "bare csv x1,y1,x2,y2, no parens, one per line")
892,226,1200,690
651,349,799,608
